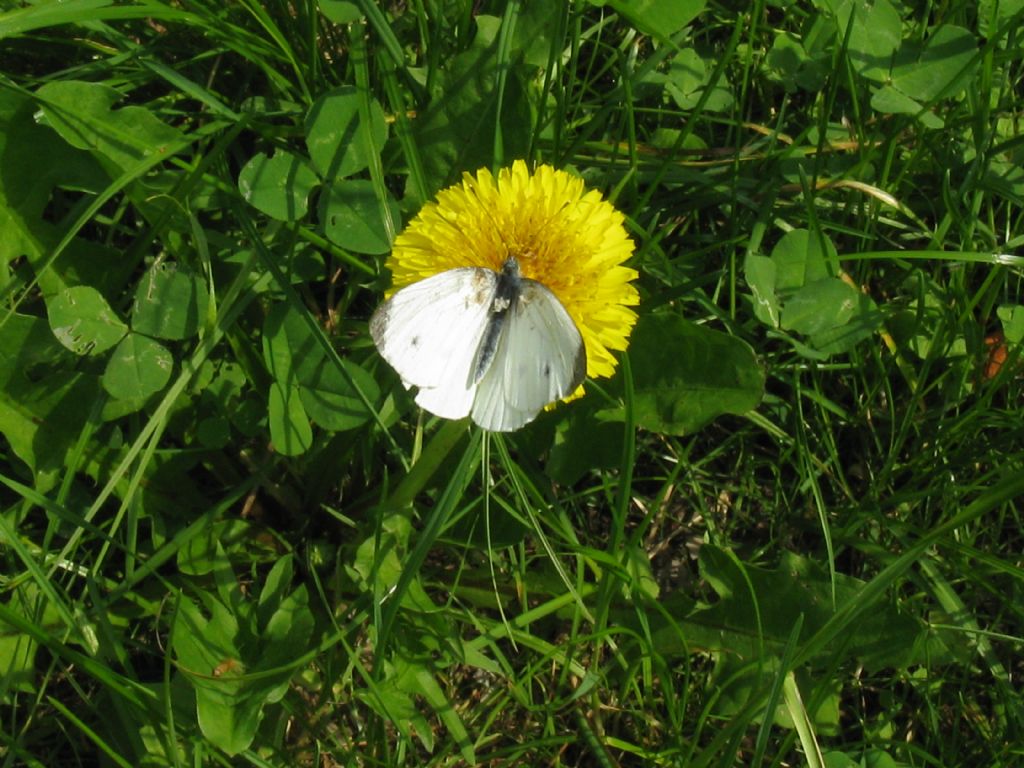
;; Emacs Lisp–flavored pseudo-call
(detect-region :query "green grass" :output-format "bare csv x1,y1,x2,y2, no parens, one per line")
1,1,1023,766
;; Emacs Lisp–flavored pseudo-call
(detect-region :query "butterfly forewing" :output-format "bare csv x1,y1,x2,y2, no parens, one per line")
370,268,498,418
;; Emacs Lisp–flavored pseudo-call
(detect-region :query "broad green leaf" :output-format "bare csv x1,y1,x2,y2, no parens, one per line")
766,32,806,91
47,285,127,356
823,753,860,768
830,0,901,81
0,585,60,693
710,655,841,731
197,415,231,448
766,31,828,93
770,228,836,292
298,357,377,430
409,665,475,764
593,0,706,39
781,278,860,336
36,80,182,171
49,240,136,306
659,47,733,112
102,333,173,400
177,520,280,576
172,597,241,685
352,532,402,593
872,84,921,116
807,292,882,356
178,662,246,753
981,160,1024,204
0,617,37,693
630,313,764,435
263,304,312,453
0,314,102,490
0,90,109,294
354,684,419,737
870,85,944,128
997,304,1024,343
870,84,919,115
263,300,377,430
256,554,295,627
173,568,315,757
268,381,312,456
351,514,412,592
321,179,398,254
262,301,298,383
645,545,926,672
137,717,188,768
979,0,1024,36
0,200,41,294
178,531,235,579
194,684,264,756
544,402,625,485
890,25,977,103
623,546,659,601
132,263,209,340
319,0,362,23
305,86,387,179
745,253,780,328
887,277,965,361
238,151,319,221
262,589,313,672
664,48,704,107
864,750,909,768
510,3,562,67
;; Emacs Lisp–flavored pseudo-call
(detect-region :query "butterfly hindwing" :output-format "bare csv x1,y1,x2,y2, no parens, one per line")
471,278,586,431
370,267,497,419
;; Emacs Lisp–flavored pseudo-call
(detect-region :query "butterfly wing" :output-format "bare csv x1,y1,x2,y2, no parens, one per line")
370,267,498,420
470,278,586,431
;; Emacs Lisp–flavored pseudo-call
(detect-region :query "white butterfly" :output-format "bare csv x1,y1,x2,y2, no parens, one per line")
370,257,586,432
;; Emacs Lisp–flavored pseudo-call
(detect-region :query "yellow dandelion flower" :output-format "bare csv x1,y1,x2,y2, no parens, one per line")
372,160,639,430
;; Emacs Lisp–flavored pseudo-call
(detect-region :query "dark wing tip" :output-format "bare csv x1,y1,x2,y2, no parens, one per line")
368,301,389,346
